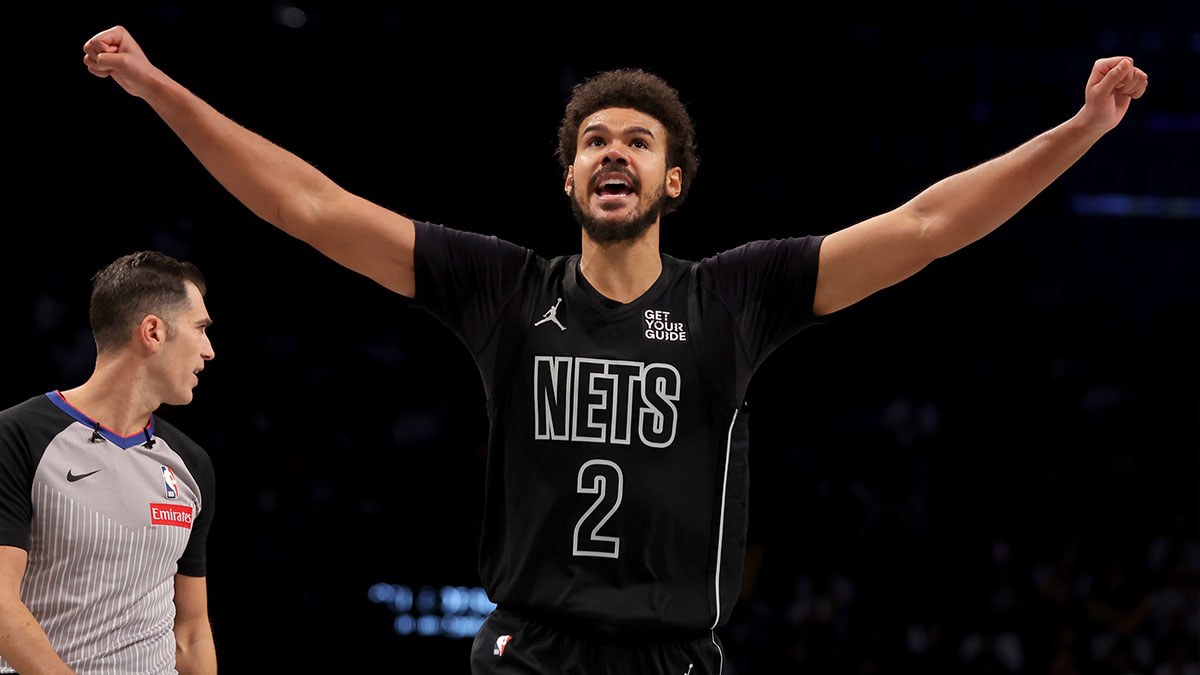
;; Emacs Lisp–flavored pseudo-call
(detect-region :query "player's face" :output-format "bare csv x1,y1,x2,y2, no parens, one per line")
155,282,215,406
565,107,682,245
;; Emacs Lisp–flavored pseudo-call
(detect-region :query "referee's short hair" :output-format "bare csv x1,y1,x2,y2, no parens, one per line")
90,251,207,354
557,69,699,215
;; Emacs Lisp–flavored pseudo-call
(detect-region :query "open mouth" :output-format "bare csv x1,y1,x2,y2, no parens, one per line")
593,173,636,199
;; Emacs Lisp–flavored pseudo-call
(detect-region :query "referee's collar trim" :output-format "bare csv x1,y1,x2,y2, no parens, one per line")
46,390,156,450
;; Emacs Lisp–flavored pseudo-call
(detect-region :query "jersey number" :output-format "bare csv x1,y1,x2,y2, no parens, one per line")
572,459,623,559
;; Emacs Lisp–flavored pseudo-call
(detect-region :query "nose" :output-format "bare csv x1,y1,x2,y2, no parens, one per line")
202,335,215,361
601,144,629,165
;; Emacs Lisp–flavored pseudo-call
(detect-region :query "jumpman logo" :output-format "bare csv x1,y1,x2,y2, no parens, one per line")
684,665,693,675
534,297,566,331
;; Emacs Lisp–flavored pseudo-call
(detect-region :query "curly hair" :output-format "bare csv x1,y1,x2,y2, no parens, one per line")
557,69,698,214
90,251,207,354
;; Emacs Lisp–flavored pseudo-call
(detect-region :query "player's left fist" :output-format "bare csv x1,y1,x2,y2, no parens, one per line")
1079,56,1149,134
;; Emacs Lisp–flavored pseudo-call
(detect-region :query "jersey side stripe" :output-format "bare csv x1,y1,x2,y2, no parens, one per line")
712,631,725,674
711,408,739,631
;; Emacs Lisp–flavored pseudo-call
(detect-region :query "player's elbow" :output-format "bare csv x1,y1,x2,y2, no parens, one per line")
274,181,342,243
904,203,957,261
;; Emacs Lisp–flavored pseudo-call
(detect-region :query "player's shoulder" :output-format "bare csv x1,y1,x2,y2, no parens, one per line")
414,219,537,260
694,236,825,293
656,253,699,290
541,253,574,279
699,236,825,270
662,252,697,270
507,252,573,302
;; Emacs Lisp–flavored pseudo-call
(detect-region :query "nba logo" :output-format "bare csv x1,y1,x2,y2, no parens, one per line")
493,635,512,657
161,466,179,500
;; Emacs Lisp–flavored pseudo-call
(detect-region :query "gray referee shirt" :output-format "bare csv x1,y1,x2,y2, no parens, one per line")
0,392,215,675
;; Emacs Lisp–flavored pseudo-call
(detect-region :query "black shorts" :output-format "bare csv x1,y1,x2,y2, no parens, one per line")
470,607,724,675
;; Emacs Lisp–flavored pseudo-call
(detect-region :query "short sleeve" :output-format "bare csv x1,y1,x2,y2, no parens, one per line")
0,414,35,550
154,418,218,578
175,445,215,577
698,236,825,371
413,221,534,356
0,398,58,551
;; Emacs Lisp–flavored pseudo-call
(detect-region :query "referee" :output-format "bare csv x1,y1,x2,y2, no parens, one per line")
0,252,217,674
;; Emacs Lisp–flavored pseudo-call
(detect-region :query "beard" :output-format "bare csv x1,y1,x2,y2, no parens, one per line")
570,176,667,246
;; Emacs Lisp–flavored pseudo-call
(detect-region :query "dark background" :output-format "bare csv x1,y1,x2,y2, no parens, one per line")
9,2,1198,673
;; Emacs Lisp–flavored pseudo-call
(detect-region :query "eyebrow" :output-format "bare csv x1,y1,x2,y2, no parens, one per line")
195,318,213,328
582,123,657,139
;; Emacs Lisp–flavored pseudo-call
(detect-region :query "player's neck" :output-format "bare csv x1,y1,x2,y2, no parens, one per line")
61,355,160,436
579,223,662,304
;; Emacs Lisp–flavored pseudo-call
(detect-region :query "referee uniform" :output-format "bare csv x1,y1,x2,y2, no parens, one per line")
413,221,823,674
0,392,215,674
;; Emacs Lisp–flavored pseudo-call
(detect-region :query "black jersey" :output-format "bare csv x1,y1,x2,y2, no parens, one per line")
414,221,822,633
0,392,215,674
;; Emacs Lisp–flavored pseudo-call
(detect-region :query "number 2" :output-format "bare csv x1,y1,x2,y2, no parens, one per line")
572,459,623,559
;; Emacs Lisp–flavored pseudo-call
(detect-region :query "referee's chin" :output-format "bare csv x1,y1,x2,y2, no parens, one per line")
161,387,196,408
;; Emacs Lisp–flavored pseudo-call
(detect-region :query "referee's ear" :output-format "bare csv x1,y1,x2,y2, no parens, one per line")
137,314,168,354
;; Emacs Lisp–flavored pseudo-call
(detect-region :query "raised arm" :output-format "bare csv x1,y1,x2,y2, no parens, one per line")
0,546,76,675
82,26,416,297
813,56,1149,316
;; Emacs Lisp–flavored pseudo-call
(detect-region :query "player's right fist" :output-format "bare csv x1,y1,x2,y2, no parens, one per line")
82,26,160,99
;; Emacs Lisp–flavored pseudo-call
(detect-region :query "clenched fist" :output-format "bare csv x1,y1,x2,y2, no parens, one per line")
1078,56,1149,134
82,26,162,99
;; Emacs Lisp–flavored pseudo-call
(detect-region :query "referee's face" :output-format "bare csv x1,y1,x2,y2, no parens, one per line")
155,282,215,406
566,107,683,243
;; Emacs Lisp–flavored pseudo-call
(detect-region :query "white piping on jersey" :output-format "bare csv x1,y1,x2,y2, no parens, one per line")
711,409,738,637
711,631,725,674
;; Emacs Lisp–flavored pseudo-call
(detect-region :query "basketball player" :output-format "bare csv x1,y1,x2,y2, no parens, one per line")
0,252,217,674
81,25,1146,674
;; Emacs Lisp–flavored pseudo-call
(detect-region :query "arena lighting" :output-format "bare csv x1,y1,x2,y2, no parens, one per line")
368,583,498,638
276,5,307,28
1068,194,1200,219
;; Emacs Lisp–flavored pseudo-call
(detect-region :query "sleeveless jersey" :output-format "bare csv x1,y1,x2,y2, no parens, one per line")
413,221,822,633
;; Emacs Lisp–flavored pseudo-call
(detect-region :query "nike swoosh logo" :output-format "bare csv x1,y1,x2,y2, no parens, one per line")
66,469,102,482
